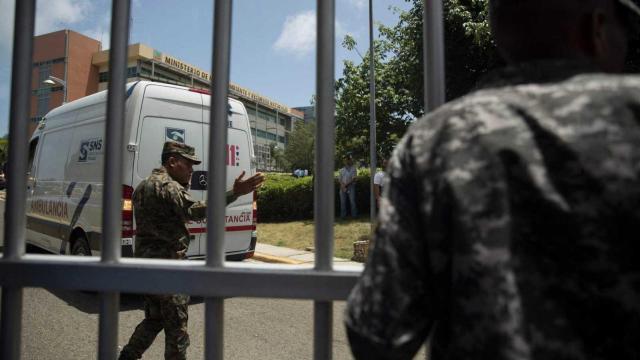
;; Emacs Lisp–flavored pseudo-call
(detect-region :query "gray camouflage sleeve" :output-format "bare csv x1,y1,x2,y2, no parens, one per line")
345,132,438,359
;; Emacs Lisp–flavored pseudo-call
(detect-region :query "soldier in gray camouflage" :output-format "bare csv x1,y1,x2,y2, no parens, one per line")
346,0,640,359
119,141,264,360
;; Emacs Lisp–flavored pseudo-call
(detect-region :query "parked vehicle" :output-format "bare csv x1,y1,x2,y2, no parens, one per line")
26,81,258,259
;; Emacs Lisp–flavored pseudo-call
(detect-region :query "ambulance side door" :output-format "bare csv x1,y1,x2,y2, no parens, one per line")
134,85,204,257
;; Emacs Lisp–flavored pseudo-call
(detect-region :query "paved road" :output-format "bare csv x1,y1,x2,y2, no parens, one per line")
13,288,355,360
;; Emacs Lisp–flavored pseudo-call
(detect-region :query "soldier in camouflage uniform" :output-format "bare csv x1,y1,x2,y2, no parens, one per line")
119,141,264,360
346,0,640,359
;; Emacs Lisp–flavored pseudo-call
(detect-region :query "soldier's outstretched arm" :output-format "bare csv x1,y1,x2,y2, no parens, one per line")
231,171,265,198
164,170,265,222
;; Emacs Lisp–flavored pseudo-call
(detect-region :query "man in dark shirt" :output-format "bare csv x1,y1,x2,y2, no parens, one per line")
346,0,640,359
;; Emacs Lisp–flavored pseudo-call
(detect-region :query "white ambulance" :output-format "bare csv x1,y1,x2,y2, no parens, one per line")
26,81,258,260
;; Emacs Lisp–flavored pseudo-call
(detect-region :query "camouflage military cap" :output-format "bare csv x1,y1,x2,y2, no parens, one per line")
162,141,202,164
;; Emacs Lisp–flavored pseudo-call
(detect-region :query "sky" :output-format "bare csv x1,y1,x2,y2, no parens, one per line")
0,0,411,136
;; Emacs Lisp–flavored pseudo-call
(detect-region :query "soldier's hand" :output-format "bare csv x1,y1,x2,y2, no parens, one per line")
233,171,265,196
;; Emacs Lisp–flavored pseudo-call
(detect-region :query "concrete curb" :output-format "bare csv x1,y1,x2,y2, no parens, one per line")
251,252,305,265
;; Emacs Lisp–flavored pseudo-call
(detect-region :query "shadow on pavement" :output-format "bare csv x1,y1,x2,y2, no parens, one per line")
5,246,206,314
45,290,206,315
44,289,145,314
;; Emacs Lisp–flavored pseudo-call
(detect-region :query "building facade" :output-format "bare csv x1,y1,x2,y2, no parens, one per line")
31,30,303,171
30,30,101,134
293,105,316,124
92,43,302,171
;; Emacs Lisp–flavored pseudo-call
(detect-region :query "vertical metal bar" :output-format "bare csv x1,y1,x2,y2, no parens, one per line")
423,0,446,111
368,0,377,231
206,0,232,359
207,0,233,268
423,3,444,359
3,0,35,262
102,0,130,264
314,0,335,359
205,298,224,359
1,287,24,360
314,301,333,360
98,292,120,359
99,0,130,359
314,0,335,273
1,1,35,358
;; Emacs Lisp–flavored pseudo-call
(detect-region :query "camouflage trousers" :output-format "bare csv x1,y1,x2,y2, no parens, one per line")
119,294,190,360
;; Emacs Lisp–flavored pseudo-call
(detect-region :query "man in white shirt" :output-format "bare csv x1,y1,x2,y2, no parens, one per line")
339,155,358,219
373,158,388,208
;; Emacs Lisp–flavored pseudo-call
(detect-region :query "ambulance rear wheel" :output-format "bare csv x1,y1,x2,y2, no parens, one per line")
71,235,91,256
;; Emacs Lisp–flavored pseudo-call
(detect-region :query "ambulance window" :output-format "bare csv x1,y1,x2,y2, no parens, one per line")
27,137,39,174
37,131,70,181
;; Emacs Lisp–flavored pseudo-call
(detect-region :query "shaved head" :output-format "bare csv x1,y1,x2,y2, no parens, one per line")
489,0,629,70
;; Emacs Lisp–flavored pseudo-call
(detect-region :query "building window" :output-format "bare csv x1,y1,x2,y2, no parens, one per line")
128,67,138,78
253,144,273,169
278,135,285,144
32,86,63,96
258,110,276,123
246,108,257,123
98,67,139,82
39,64,51,84
32,57,64,68
37,94,49,117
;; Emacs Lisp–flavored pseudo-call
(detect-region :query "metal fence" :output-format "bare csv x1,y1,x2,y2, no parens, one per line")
0,0,444,359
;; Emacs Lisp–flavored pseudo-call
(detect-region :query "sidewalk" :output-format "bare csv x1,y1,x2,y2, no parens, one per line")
253,243,364,269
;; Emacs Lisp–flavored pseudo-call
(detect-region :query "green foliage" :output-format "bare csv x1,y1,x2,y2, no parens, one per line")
283,121,315,172
335,0,503,163
256,171,377,222
0,139,8,165
257,173,314,222
269,142,289,171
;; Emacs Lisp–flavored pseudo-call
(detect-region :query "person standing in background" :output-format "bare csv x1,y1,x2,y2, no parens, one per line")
338,154,358,219
373,157,388,208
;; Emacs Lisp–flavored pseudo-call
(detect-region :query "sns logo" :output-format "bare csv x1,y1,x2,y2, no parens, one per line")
78,137,103,163
165,127,185,143
226,144,240,167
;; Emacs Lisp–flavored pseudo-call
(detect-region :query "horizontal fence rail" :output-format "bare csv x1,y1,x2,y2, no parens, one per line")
0,256,360,300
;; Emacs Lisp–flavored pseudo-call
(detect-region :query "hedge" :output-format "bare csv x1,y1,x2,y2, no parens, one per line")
256,171,374,222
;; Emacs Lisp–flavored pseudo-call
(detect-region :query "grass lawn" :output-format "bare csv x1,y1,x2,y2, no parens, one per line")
256,217,372,260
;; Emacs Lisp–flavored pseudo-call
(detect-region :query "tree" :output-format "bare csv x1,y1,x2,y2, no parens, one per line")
269,142,289,171
335,0,502,163
284,121,315,173
0,138,8,166
335,0,640,164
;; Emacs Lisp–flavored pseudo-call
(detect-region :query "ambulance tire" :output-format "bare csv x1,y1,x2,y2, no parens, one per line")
71,235,92,256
